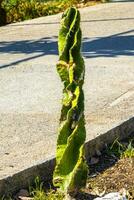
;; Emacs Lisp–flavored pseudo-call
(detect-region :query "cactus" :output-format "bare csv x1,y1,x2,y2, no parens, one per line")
53,7,88,194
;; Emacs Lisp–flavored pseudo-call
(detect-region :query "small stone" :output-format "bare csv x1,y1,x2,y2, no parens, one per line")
65,194,75,200
90,157,99,165
5,152,9,155
88,172,98,178
94,192,128,200
9,165,14,168
18,197,33,200
96,149,102,156
92,187,105,197
119,188,128,198
15,189,30,200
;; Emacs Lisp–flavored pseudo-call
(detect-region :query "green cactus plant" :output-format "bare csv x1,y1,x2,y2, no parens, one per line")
53,7,88,195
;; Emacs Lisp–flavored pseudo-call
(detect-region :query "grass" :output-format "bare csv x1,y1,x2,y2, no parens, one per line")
106,137,134,159
122,140,134,158
32,190,64,200
29,177,64,200
1,0,103,24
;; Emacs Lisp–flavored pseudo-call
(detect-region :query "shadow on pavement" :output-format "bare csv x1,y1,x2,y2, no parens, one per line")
0,36,58,54
0,29,133,69
0,36,58,69
82,29,134,58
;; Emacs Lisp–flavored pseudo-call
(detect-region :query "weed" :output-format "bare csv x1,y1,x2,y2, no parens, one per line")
106,138,134,159
121,140,134,158
33,190,64,200
29,177,64,200
0,196,12,200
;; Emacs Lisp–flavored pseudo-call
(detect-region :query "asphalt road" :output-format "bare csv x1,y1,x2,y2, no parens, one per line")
0,1,134,180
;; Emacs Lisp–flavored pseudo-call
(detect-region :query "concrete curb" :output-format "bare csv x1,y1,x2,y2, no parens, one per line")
0,117,134,196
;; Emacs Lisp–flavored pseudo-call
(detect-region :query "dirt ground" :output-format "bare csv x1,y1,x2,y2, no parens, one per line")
84,157,134,199
75,138,134,200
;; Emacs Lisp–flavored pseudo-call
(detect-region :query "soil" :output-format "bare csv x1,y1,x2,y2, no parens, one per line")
87,158,134,194
13,137,134,200
75,138,134,200
81,157,134,200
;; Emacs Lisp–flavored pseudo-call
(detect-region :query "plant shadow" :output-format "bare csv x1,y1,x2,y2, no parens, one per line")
0,36,58,69
82,29,134,58
75,191,98,200
0,29,134,69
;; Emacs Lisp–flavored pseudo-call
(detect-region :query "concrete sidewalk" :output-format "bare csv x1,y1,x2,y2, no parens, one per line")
0,1,134,190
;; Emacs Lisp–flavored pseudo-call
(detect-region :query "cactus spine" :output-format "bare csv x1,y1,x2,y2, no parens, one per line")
53,7,88,194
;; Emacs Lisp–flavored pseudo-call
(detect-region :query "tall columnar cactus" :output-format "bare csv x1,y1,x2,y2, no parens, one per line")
53,7,88,194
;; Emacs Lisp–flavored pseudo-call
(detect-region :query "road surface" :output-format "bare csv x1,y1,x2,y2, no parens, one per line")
0,1,134,180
